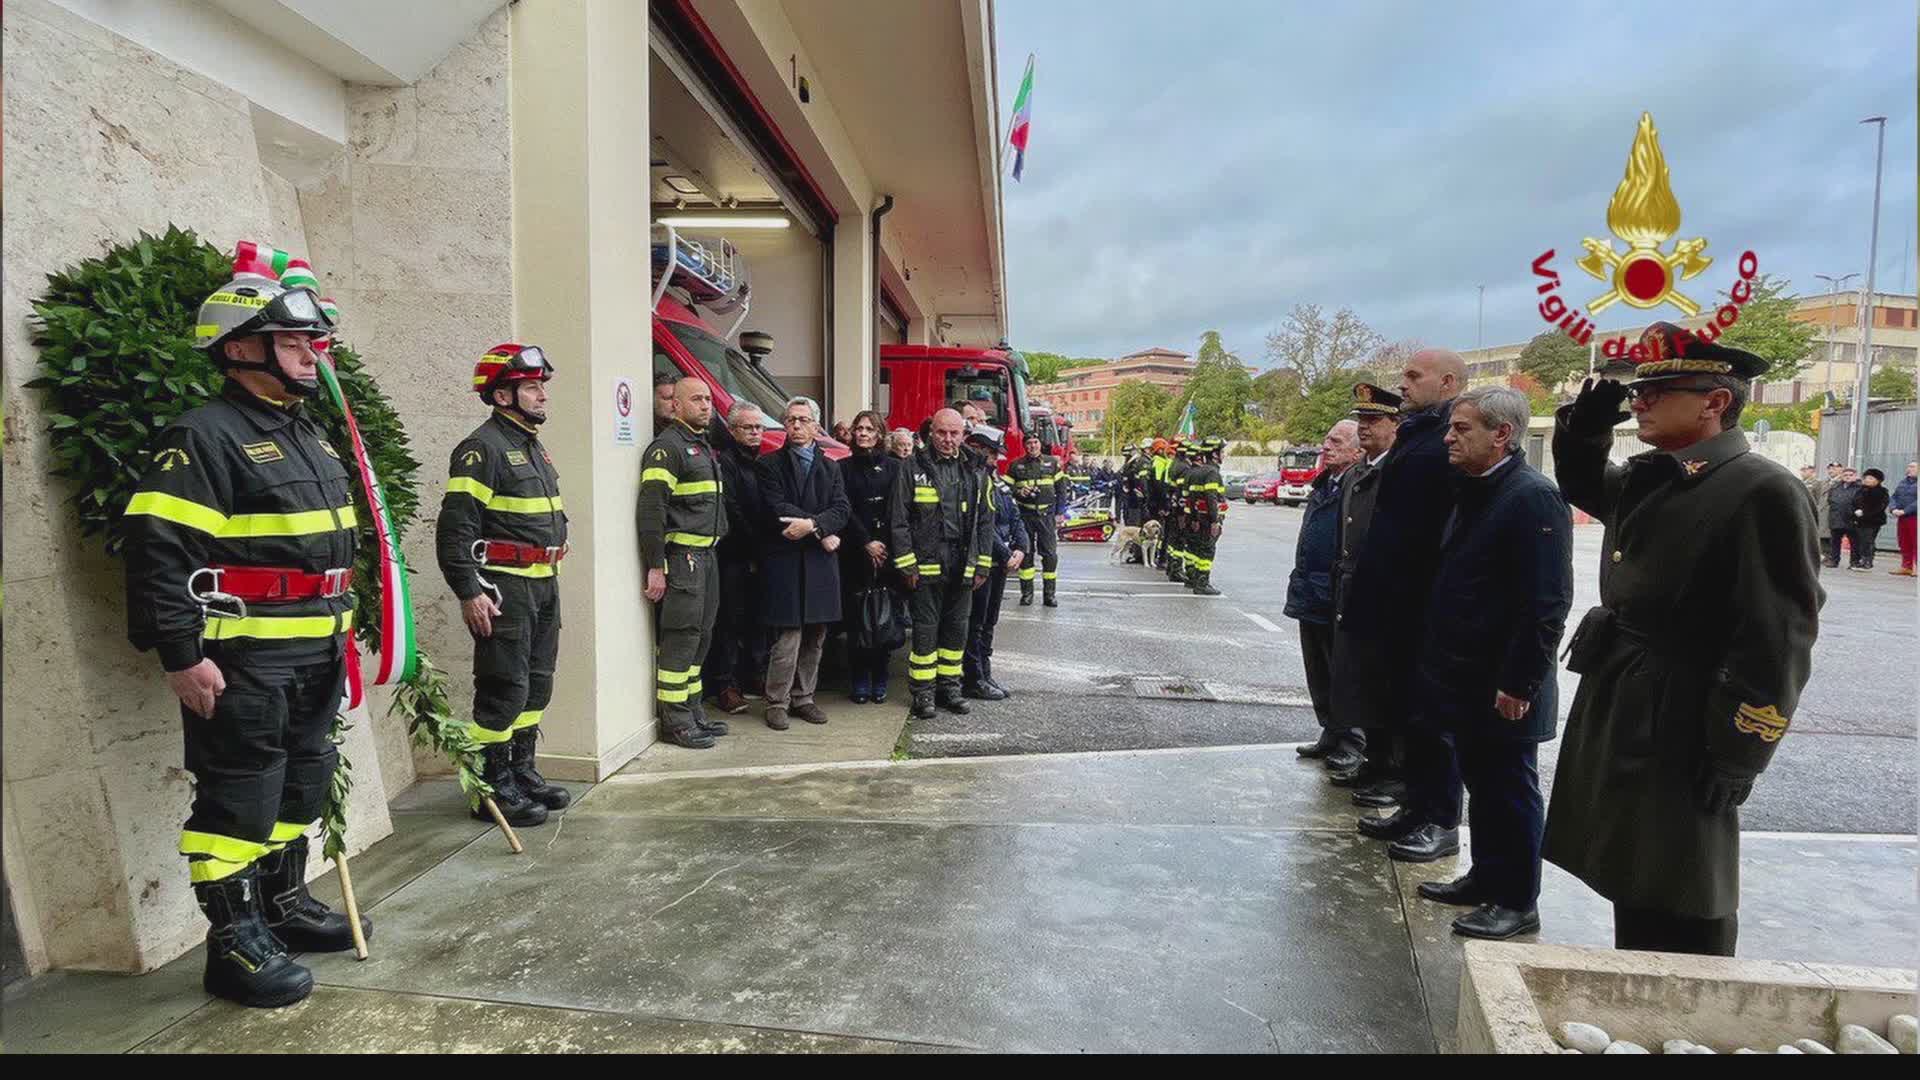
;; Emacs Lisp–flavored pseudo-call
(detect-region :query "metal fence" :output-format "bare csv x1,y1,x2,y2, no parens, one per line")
1816,404,1918,551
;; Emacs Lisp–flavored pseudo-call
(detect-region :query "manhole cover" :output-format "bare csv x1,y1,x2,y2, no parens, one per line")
1132,676,1217,701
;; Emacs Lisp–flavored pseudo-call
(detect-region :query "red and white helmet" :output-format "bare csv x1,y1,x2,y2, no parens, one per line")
473,343,554,397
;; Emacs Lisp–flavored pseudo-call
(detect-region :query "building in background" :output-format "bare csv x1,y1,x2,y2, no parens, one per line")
1030,346,1194,428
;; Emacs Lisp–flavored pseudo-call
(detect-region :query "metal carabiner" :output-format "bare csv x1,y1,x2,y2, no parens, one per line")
186,567,248,620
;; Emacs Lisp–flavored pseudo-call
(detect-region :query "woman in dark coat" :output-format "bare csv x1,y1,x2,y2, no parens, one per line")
1848,468,1890,570
839,409,904,703
755,399,851,729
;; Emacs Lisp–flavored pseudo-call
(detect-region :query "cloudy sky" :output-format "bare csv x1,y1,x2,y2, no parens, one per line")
993,0,1918,364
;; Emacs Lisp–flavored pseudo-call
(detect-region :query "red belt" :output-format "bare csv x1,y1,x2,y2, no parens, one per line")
474,539,567,567
194,565,354,602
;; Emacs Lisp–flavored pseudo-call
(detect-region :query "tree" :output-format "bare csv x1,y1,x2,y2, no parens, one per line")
1516,329,1590,397
1023,350,1105,386
1869,360,1918,402
1102,380,1174,445
1183,330,1254,437
1282,368,1380,445
1264,304,1383,386
1368,338,1428,375
1251,367,1303,425
1714,273,1821,383
1740,396,1823,436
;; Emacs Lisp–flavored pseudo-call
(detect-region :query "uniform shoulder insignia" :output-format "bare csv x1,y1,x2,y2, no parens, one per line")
318,439,341,459
461,448,484,467
651,448,667,461
155,447,192,471
1733,702,1789,743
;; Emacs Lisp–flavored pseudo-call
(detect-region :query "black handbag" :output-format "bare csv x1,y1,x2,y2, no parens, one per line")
852,585,906,652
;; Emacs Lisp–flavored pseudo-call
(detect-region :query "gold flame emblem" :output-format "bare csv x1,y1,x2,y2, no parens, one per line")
1576,113,1712,315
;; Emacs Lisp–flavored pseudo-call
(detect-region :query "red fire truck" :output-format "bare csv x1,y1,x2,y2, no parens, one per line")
879,343,1050,473
1274,446,1324,506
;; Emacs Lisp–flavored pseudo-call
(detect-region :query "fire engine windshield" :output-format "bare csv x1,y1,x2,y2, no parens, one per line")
666,321,791,418
1279,448,1318,471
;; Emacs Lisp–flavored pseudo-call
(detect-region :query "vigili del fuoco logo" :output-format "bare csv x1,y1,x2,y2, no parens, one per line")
1531,112,1761,364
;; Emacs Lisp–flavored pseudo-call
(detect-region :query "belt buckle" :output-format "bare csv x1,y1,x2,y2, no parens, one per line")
322,567,351,598
186,567,248,620
471,539,490,565
545,544,564,565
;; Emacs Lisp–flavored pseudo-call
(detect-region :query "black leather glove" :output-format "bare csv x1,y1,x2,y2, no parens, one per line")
1568,377,1629,435
1695,761,1755,814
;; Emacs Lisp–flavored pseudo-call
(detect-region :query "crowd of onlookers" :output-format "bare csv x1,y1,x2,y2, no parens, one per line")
1802,460,1918,574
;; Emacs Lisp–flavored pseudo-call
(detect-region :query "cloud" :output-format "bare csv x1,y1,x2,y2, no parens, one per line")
996,0,1917,364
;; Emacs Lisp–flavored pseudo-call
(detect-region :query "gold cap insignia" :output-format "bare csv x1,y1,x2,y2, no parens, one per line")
1355,384,1373,403
1733,702,1789,743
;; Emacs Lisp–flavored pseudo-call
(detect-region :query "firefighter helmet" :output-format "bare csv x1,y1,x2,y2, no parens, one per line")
193,274,332,355
473,344,555,398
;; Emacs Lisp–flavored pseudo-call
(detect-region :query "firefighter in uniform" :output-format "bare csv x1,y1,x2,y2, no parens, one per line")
638,377,729,749
892,408,994,719
1183,436,1229,595
1008,427,1068,606
125,273,368,1008
1165,437,1194,582
1148,437,1174,568
437,344,570,829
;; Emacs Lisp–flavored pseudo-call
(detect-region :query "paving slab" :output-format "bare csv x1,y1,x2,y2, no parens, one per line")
621,699,909,777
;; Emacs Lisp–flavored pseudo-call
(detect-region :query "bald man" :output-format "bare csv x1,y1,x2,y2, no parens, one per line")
891,408,996,719
637,377,728,749
1340,348,1469,864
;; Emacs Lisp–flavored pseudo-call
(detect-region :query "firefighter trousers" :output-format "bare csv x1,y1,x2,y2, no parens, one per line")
655,545,720,734
1188,527,1218,575
179,646,344,883
909,546,974,692
1018,511,1059,594
471,572,561,744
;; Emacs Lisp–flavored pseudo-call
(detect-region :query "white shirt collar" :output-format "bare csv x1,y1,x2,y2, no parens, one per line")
1367,450,1389,467
1476,453,1517,479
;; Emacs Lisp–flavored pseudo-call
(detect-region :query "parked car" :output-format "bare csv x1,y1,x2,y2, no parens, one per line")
1223,470,1251,501
1243,471,1283,504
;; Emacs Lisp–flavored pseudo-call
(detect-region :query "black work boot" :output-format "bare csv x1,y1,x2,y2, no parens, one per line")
910,687,937,720
194,867,314,1008
1019,578,1035,606
935,682,972,714
662,723,717,749
962,662,1007,701
510,729,571,810
982,657,1011,698
471,743,550,826
1189,570,1222,596
1042,579,1058,607
258,834,370,953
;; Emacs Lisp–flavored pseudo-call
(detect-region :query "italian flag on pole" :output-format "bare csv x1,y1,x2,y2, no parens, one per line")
1007,54,1034,181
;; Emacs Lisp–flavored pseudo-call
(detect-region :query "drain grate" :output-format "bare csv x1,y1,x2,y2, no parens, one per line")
1131,676,1217,701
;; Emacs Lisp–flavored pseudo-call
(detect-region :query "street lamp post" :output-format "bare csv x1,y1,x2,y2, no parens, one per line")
1849,116,1887,470
1813,272,1858,401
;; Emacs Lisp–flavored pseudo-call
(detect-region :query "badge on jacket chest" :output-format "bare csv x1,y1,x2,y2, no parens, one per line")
506,450,529,466
242,440,285,464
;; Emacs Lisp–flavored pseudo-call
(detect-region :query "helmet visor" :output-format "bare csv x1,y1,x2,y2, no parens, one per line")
258,287,333,335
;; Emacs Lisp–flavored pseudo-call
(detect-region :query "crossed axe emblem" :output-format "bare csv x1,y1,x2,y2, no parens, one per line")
1576,236,1713,316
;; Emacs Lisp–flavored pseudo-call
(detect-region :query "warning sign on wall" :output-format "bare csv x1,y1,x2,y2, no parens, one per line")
612,377,636,446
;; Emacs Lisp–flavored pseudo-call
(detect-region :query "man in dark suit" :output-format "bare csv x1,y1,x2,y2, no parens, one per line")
1413,386,1573,940
1287,419,1366,769
1341,350,1468,861
756,396,851,729
705,402,770,718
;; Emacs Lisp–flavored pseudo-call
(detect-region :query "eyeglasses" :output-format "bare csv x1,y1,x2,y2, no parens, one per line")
1625,382,1715,404
783,415,813,427
731,423,765,432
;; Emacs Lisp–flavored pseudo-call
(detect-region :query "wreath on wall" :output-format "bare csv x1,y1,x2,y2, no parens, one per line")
26,225,490,858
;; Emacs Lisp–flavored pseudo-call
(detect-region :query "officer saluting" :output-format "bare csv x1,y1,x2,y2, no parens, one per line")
437,345,571,828
124,273,368,1008
1544,322,1823,956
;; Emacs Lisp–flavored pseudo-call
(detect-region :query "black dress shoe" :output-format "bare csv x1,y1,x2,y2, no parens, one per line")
1296,732,1340,759
1416,873,1488,906
1451,903,1540,940
1328,765,1379,788
1351,778,1407,808
1357,807,1422,841
1324,747,1365,772
1387,824,1460,863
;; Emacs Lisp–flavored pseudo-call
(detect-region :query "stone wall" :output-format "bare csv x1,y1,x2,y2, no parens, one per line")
0,0,396,972
297,7,515,783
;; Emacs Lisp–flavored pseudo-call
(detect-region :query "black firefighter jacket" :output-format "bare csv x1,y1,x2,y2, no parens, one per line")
888,446,993,581
437,410,568,601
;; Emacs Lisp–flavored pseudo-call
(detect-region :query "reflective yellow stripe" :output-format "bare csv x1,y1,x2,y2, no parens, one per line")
936,664,965,677
180,830,271,865
673,480,718,496
446,475,496,503
485,562,556,578
666,532,718,548
510,710,543,731
937,648,965,661
909,652,937,664
657,686,690,703
686,679,703,695
127,491,228,534
893,554,918,569
188,857,250,883
1043,571,1059,580
641,467,678,487
467,723,513,745
486,493,561,514
909,669,936,683
268,821,308,844
222,505,357,537
976,555,992,567
657,668,692,685
1019,568,1037,581
919,564,943,576
913,486,939,503
203,610,353,641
